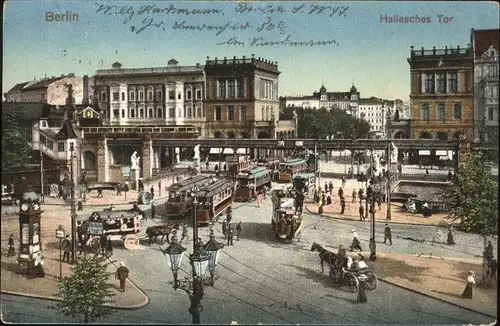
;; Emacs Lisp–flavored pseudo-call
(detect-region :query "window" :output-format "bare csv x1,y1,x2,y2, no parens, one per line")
46,139,54,150
447,72,457,93
129,90,135,101
102,92,107,101
215,106,222,121
187,106,192,118
177,92,181,100
40,120,47,128
240,106,247,121
148,108,153,118
228,80,235,98
186,90,192,100
113,109,119,118
147,90,153,101
130,107,135,118
453,103,462,120
436,73,446,93
169,107,175,118
139,108,144,118
197,106,202,117
169,91,175,100
420,102,430,121
122,109,125,118
156,88,163,101
58,142,65,152
218,80,226,98
487,106,495,121
157,108,163,118
139,91,144,101
196,89,202,100
121,92,125,101
436,103,445,121
424,74,434,93
227,105,235,121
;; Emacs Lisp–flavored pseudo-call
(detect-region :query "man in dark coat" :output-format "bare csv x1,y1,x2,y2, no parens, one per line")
227,225,234,246
100,235,107,256
8,234,15,257
324,182,328,193
116,182,122,196
352,189,357,203
181,223,188,243
236,222,243,241
338,187,344,199
358,188,364,201
62,235,71,262
340,196,346,215
314,190,319,203
384,224,392,245
222,220,228,239
226,208,232,224
357,274,368,303
328,181,334,193
106,236,113,256
321,193,326,205
150,186,155,199
359,205,365,221
115,262,130,292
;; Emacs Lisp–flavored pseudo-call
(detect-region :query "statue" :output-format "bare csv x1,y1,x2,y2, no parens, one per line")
390,142,398,164
131,151,140,169
193,144,201,160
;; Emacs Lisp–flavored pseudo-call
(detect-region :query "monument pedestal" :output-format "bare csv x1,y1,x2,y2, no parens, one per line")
131,167,140,191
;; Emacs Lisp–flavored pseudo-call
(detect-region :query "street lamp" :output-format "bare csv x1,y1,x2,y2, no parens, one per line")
163,196,223,324
69,142,77,264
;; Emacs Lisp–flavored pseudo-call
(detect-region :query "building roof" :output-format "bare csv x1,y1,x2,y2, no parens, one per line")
350,84,357,93
22,75,68,91
473,29,500,58
6,81,29,93
1,102,49,120
285,96,318,101
56,119,78,139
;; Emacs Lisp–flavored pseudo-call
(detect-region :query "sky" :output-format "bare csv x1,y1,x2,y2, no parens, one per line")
3,1,499,101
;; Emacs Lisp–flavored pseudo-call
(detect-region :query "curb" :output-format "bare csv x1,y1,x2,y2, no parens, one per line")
377,278,496,319
304,205,447,227
105,259,150,310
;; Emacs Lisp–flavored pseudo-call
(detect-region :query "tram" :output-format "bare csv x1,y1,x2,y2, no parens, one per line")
271,187,304,242
76,210,143,250
195,179,235,226
227,155,253,176
277,158,309,182
206,148,247,171
257,158,281,181
234,166,272,202
165,175,213,219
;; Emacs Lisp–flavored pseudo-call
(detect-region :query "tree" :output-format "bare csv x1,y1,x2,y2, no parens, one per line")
1,114,31,171
53,256,115,323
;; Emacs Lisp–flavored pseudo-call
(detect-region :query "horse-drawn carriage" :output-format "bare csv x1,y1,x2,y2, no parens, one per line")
77,210,143,252
310,242,378,293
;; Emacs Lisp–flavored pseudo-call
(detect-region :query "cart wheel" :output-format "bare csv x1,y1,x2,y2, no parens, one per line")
346,273,359,293
364,271,378,290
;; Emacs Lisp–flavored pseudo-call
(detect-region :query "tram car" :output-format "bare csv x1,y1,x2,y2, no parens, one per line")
195,179,235,226
271,188,303,242
165,175,214,220
292,172,316,194
234,166,272,202
227,155,252,177
76,210,143,250
277,158,309,183
257,158,281,181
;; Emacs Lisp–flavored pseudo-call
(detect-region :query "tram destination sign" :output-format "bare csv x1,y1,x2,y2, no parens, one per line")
88,221,104,235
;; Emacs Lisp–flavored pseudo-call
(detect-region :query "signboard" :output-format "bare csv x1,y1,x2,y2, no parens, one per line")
121,166,131,178
435,150,448,156
21,224,29,244
56,230,65,239
33,223,40,244
88,221,104,235
419,150,431,156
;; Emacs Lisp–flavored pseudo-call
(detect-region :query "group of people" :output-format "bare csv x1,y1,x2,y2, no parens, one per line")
313,181,347,215
221,209,243,246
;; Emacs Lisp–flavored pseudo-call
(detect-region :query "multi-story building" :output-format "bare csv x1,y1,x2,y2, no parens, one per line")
358,97,392,138
471,29,499,147
280,84,360,116
407,45,474,152
204,55,295,139
4,74,93,106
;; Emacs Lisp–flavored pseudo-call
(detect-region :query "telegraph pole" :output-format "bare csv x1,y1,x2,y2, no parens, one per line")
40,148,44,203
386,141,392,220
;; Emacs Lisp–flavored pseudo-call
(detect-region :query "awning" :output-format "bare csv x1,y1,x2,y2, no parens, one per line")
419,150,431,155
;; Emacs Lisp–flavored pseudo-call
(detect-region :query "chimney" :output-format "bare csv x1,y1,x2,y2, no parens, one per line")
82,75,89,105
445,46,448,54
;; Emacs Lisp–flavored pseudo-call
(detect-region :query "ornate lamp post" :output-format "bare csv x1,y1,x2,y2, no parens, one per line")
163,196,223,324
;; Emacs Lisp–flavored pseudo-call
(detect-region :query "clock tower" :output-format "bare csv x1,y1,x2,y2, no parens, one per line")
17,189,43,275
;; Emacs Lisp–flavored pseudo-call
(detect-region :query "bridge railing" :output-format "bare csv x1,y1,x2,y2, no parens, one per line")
399,173,449,182
82,126,199,134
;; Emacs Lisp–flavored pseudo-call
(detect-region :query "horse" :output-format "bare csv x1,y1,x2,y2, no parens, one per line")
146,221,179,245
310,242,338,274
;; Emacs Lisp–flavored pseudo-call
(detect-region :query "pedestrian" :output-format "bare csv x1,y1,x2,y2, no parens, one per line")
358,188,364,201
181,223,188,243
205,161,209,171
150,186,155,199
138,179,144,192
226,207,232,224
100,235,107,256
314,190,319,203
376,196,382,210
222,220,228,239
326,194,332,206
340,196,345,215
447,225,455,245
158,180,162,196
77,200,83,211
461,271,475,299
106,236,113,256
62,235,71,262
341,176,346,188
359,205,365,221
324,182,328,193
328,181,333,193
151,200,156,219
338,187,344,199
115,262,130,292
262,186,267,200
357,274,368,303
236,222,243,241
8,234,15,257
227,225,234,246
352,189,357,203
384,223,392,245
116,182,122,196
318,201,324,214
257,190,263,207
321,192,326,205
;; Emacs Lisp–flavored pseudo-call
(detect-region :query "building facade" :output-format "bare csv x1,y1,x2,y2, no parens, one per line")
280,84,360,116
471,29,499,147
4,74,93,106
407,45,473,151
358,97,392,138
204,56,295,139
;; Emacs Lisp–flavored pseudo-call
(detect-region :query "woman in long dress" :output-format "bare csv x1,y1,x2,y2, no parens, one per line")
461,271,475,299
